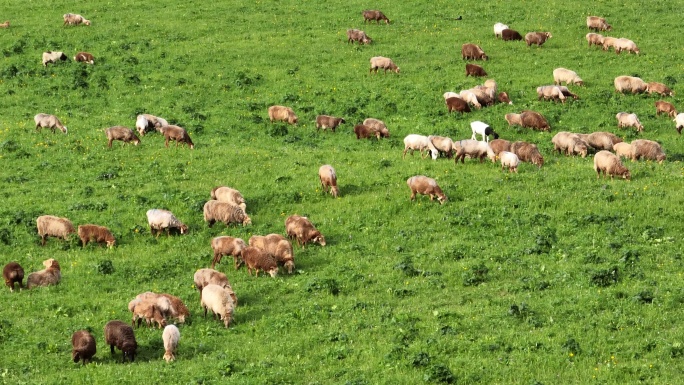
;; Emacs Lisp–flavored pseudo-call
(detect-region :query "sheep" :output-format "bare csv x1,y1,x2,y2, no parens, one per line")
129,298,167,329
499,151,520,173
77,224,116,248
136,113,167,136
489,139,511,157
42,51,68,66
268,105,298,125
362,10,389,24
406,176,447,204
551,132,588,158
586,33,605,47
613,142,632,159
200,284,235,327
504,113,522,127
630,139,666,163
285,215,326,248
210,186,247,211
3,262,24,292
553,68,583,86
203,200,251,227
510,141,544,168
194,269,237,305
26,259,61,289
501,29,523,41
160,125,194,149
537,86,566,103
369,56,400,74
354,124,376,139
128,292,188,325
403,134,433,159
454,139,496,164
63,13,91,26
578,132,623,152
493,23,509,38
675,113,684,134
105,126,140,148
470,121,499,142
146,209,188,237
655,101,677,118
616,112,644,132
469,87,494,106
71,330,96,365
319,165,339,198
74,52,94,64
614,76,647,94
34,113,67,134
646,82,674,97
525,32,552,47
363,118,390,138
315,115,346,132
162,325,180,362
241,246,279,278
601,36,618,51
614,38,640,54
506,111,550,131
443,92,460,100
459,90,482,109
210,236,247,269
36,215,75,246
594,151,631,180
461,43,488,60
427,136,455,159
347,29,372,45
587,16,611,31
104,320,137,363
446,97,471,114
249,234,295,274
465,63,487,77
497,92,513,105
0,21,9,28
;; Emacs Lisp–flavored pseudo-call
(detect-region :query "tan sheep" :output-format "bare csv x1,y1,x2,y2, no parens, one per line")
499,151,520,173
241,246,279,278
586,33,605,47
587,16,611,31
146,209,188,236
0,21,9,28
614,76,647,94
63,13,91,26
630,139,666,164
285,215,326,248
210,186,246,211
249,234,295,274
655,101,677,118
537,85,566,103
427,135,455,159
613,142,632,159
105,126,140,147
407,175,447,204
210,236,247,269
36,215,75,246
268,105,298,125
511,141,544,168
454,139,496,163
646,82,674,97
203,200,251,227
316,115,346,132
347,29,372,45
504,113,522,127
130,298,167,329
160,125,194,149
602,36,618,51
553,68,583,86
525,32,552,47
552,132,588,157
77,224,116,248
369,56,400,74
34,113,67,134
461,43,488,60
613,38,640,54
578,132,623,152
403,134,433,159
594,150,631,180
319,165,339,198
162,325,180,363
200,284,235,327
193,269,237,305
616,112,644,132
489,139,511,157
26,259,61,288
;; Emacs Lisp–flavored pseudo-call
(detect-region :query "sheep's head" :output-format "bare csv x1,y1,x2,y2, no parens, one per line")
284,260,295,274
179,225,189,234
267,266,278,278
163,352,175,362
72,350,81,363
242,215,252,226
106,239,116,248
313,233,326,247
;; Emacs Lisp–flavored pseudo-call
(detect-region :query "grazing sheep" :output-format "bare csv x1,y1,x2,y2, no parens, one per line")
614,76,647,94
497,92,513,105
129,292,185,325
36,215,75,246
146,209,188,237
74,52,94,64
104,320,137,363
63,13,91,26
268,105,298,125
469,87,495,106
470,121,498,142
347,29,372,45
501,29,523,41
203,200,251,227
504,113,522,127
406,175,447,204
553,68,583,86
647,82,674,97
587,16,611,31
465,63,487,77
105,126,140,148
210,236,247,269
616,112,644,132
136,113,167,136
42,51,68,66
454,139,496,164
594,151,631,180
129,298,167,329
537,85,566,103
157,293,190,324
511,141,544,168
493,23,509,38
194,269,237,305
443,92,460,100
241,246,279,278
630,139,666,163
285,215,326,248
613,142,632,159
249,234,295,274
655,101,677,118
525,32,552,47
601,36,618,51
578,132,623,152
0,21,9,28
3,262,24,292
403,134,433,159
675,113,684,134
552,132,588,158
210,186,247,211
319,165,339,198
369,56,400,74
34,113,67,134
160,125,194,149
507,111,551,131
315,115,346,132
586,33,605,47
489,139,511,157
201,284,235,327
363,118,390,138
459,90,482,109
26,259,61,289
427,136,455,159
77,224,116,248
71,330,96,365
162,325,180,363
461,43,488,60
362,10,389,24
446,97,471,114
499,151,520,173
354,124,376,139
614,38,640,54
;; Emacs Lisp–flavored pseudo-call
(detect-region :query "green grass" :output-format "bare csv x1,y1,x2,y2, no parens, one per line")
1,0,684,384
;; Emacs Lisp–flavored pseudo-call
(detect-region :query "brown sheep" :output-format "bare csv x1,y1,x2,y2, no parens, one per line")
497,92,513,105
501,29,523,41
249,234,295,274
268,105,298,124
203,200,251,227
354,124,376,139
210,186,247,211
26,259,61,289
347,29,372,45
77,224,116,248
630,139,666,163
614,76,647,94
363,118,390,138
3,262,24,292
241,246,279,278
594,151,631,180
36,215,75,246
578,132,624,152
647,82,674,97
461,43,488,60
316,115,346,132
511,141,544,168
369,56,400,74
558,86,579,100
74,52,94,64
525,32,552,47
465,63,487,77
319,165,339,198
160,125,194,149
508,111,550,131
489,139,511,157
655,101,677,118
71,330,97,365
587,16,611,31
504,113,522,127
130,298,167,329
446,97,471,114
104,320,137,362
285,215,326,248
34,113,67,134
362,10,389,24
407,176,447,204
105,126,140,148
586,33,605,47
194,269,238,305
158,293,190,324
210,236,247,269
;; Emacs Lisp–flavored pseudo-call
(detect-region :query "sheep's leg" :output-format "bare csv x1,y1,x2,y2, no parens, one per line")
110,344,115,355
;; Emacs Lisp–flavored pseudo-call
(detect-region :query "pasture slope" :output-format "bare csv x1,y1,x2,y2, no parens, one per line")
0,0,683,383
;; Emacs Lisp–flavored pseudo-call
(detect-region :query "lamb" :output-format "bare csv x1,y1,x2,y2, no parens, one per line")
362,10,389,24
461,44,488,60
162,325,180,362
551,132,588,157
427,136,455,159
403,134,433,159
200,284,235,327
613,142,632,159
594,151,631,180
71,330,96,365
203,200,251,227
36,215,75,246
129,297,167,329
501,29,523,41
194,269,237,305
77,224,116,248
675,113,684,134
285,215,326,248
105,126,140,148
499,151,520,173
493,23,509,38
525,32,552,47
241,246,279,278
616,112,644,132
446,97,471,114
465,63,487,77
104,320,137,362
630,139,666,163
210,236,247,269
160,125,194,149
488,139,511,157
587,16,611,31
249,234,295,274
316,115,346,132
363,118,390,138
510,141,544,168
74,52,94,64
613,38,640,54
34,113,67,134
146,209,188,236
537,86,566,103
63,13,91,26
406,176,447,204
614,76,647,94
497,92,513,105
459,90,482,109
646,82,674,97
3,262,24,292
347,29,372,45
268,105,298,124
210,186,247,211
319,165,339,198
586,33,605,47
578,132,623,152
553,68,583,86
42,51,68,66
369,56,400,74
470,121,499,142
26,259,61,289
454,140,496,164
0,21,9,28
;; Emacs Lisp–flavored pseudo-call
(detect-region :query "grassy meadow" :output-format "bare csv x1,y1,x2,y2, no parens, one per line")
1,0,684,383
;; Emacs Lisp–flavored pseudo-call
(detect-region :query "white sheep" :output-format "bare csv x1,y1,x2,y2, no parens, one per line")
200,284,235,328
193,268,237,305
41,51,68,66
63,13,91,26
36,215,75,246
454,139,496,163
146,209,188,236
499,151,520,173
470,121,499,142
493,23,509,38
537,85,566,103
403,134,435,159
675,113,684,134
616,112,644,132
553,68,583,86
162,325,180,362
459,90,482,109
369,56,400,74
